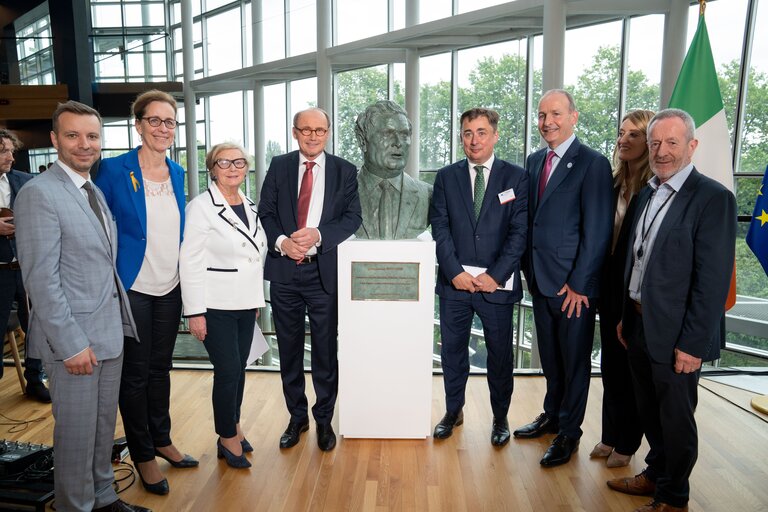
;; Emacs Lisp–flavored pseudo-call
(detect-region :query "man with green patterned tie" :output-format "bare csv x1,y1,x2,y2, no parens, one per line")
429,108,529,446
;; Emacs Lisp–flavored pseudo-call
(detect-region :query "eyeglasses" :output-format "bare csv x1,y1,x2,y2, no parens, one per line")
294,126,328,137
142,117,177,129
215,158,248,169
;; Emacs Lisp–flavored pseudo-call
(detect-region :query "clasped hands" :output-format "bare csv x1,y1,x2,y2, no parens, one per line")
0,217,14,237
281,227,320,261
451,271,498,293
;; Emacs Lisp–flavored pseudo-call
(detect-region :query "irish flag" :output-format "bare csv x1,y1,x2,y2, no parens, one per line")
668,2,737,310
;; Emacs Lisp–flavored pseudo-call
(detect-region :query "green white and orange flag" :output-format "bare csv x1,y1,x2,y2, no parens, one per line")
668,0,737,310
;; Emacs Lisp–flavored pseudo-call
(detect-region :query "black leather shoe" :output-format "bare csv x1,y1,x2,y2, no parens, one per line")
433,411,463,439
135,465,169,496
279,420,310,449
25,382,51,403
540,434,579,467
241,438,253,453
491,417,510,446
92,499,152,512
317,423,337,451
154,449,199,468
513,412,558,438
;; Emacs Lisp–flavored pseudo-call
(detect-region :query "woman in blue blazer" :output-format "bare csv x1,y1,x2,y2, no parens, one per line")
95,90,196,495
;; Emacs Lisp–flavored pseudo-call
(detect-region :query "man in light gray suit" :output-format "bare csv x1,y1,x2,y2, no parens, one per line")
15,101,150,512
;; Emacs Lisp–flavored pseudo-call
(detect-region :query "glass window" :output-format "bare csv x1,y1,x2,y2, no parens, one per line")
123,2,165,27
419,53,452,170
419,0,451,24
393,0,405,30
288,0,316,56
458,40,527,166
260,0,285,62
566,21,622,157
529,35,543,153
91,4,123,28
209,92,245,146
205,7,243,75
336,0,387,45
263,83,287,166
625,15,663,112
15,12,55,85
457,0,508,14
334,66,388,166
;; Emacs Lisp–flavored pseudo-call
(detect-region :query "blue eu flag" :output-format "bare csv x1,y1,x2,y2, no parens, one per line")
747,166,768,276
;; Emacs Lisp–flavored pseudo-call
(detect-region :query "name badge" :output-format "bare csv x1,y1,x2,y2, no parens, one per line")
498,188,516,204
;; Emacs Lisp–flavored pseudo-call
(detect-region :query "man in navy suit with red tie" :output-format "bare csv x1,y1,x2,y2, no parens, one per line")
258,107,361,452
430,108,528,446
516,90,613,467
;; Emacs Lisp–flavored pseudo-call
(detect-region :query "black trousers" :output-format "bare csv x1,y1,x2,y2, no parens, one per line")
439,294,515,418
625,309,699,508
271,261,338,425
531,293,596,439
202,308,256,438
598,309,643,455
119,285,182,463
0,267,43,384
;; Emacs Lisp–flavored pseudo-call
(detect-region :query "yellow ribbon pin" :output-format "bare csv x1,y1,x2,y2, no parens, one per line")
130,171,140,192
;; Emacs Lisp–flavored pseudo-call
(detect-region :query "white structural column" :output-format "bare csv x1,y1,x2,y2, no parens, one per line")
252,0,266,201
181,0,199,198
541,0,566,93
405,0,420,179
317,0,333,143
660,0,688,108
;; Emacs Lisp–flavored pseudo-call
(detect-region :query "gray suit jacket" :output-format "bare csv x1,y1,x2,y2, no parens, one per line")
14,163,137,363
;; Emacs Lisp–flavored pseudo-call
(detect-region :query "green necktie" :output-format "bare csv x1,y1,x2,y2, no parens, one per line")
473,165,485,219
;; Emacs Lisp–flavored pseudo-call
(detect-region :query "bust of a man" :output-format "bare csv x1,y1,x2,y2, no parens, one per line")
354,100,432,240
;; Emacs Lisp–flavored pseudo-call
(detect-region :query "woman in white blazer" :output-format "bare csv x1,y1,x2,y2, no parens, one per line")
179,143,266,469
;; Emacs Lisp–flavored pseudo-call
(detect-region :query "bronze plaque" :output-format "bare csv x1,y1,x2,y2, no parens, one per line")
351,262,420,301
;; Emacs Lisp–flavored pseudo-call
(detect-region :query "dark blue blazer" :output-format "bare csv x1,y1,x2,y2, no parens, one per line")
621,168,736,363
523,137,613,298
258,150,361,295
0,170,34,261
95,147,186,289
430,157,529,305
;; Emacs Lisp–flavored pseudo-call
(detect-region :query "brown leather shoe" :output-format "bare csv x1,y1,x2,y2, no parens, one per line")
633,500,688,512
606,469,656,496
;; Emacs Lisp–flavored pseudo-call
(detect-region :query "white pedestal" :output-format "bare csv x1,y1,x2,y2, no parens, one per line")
337,239,435,438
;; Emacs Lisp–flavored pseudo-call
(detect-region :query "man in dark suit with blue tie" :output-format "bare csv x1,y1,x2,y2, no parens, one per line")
516,90,613,466
0,129,50,403
607,109,736,512
430,108,528,446
259,107,361,452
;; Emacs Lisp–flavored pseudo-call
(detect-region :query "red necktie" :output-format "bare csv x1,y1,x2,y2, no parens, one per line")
538,150,557,199
297,161,315,229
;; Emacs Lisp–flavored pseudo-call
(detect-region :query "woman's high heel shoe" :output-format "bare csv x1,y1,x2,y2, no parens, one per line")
154,448,199,468
135,464,169,495
217,438,251,468
241,438,253,453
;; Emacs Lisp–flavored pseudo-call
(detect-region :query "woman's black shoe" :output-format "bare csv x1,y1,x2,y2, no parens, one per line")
154,449,199,468
136,464,169,495
241,438,253,453
217,438,251,469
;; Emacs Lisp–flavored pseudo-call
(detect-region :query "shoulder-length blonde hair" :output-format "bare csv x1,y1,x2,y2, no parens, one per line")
612,109,655,196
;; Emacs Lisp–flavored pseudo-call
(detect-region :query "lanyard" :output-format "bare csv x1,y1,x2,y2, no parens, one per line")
637,189,676,259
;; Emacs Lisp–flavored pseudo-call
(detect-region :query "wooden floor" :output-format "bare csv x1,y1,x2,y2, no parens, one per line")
1,370,767,512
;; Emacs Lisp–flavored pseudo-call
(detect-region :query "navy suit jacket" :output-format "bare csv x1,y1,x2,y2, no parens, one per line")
258,150,361,295
1,170,34,261
430,157,528,304
523,137,613,298
621,168,736,363
95,147,186,289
